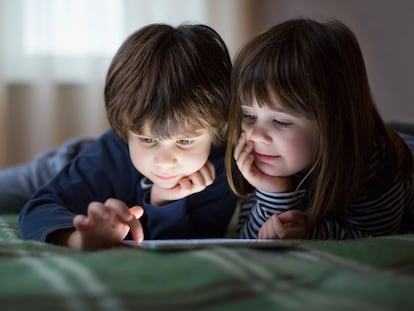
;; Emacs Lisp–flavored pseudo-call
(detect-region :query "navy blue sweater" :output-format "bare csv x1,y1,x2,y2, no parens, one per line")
19,130,237,242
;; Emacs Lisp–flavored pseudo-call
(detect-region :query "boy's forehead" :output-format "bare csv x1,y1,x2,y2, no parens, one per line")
132,128,211,140
136,123,208,137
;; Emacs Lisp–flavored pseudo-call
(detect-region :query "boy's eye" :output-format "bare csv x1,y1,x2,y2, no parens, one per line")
177,139,194,146
139,137,157,144
273,120,291,128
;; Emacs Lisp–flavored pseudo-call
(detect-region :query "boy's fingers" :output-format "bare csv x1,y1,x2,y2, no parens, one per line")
73,214,91,231
87,201,110,220
129,219,144,243
199,161,215,185
206,161,216,180
128,206,144,242
178,178,192,191
104,198,133,221
130,205,144,219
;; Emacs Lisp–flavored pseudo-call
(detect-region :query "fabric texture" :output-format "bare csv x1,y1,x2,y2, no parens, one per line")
1,214,414,310
0,137,95,214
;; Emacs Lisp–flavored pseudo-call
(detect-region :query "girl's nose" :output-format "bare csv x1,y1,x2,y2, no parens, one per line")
249,126,272,144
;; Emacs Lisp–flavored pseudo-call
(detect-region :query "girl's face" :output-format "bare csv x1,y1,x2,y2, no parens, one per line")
241,99,316,177
128,128,212,189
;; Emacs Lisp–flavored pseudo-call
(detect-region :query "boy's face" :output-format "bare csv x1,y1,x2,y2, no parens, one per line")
127,129,213,189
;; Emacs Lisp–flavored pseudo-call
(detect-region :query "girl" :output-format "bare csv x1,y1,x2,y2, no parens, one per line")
225,18,414,240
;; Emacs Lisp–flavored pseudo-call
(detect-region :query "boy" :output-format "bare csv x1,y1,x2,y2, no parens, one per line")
19,23,236,250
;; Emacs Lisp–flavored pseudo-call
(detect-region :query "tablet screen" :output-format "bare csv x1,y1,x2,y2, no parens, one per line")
121,238,301,250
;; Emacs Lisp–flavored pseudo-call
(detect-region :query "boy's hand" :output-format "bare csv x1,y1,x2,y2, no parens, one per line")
234,133,291,193
150,160,215,206
258,210,309,239
70,198,144,250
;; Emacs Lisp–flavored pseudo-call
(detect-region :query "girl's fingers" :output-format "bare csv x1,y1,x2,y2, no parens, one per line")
233,132,247,160
278,210,307,225
271,214,287,239
235,141,254,169
259,214,285,239
238,148,255,175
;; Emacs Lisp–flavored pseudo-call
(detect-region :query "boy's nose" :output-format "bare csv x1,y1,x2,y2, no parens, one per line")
154,150,178,167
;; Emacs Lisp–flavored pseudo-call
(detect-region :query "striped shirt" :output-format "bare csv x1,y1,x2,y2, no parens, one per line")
238,133,414,240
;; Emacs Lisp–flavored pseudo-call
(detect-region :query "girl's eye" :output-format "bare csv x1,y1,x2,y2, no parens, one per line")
242,113,256,123
273,120,291,128
139,137,157,144
177,139,194,146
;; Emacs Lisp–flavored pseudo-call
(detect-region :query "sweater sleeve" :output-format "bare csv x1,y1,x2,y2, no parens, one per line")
18,130,138,242
306,180,414,239
141,157,238,239
238,189,305,239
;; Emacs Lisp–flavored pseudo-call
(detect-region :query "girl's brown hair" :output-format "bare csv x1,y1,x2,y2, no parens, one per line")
226,18,412,225
105,24,232,146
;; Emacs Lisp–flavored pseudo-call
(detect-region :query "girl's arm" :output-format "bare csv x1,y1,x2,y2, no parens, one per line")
238,177,414,240
238,189,305,239
307,180,414,239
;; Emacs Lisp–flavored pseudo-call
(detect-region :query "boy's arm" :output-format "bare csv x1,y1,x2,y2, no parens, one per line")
18,130,138,243
142,163,237,239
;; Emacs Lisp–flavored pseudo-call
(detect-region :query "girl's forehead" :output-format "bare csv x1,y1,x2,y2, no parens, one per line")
246,95,291,113
243,96,313,122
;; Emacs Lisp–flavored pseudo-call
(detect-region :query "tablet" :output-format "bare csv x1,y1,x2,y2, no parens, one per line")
121,238,301,251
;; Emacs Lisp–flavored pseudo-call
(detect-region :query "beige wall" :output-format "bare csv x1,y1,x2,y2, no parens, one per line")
247,0,414,124
2,0,413,167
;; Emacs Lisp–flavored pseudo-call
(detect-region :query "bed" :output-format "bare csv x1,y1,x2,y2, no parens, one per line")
1,214,413,311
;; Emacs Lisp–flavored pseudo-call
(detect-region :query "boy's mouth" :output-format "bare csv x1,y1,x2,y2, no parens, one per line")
155,174,178,181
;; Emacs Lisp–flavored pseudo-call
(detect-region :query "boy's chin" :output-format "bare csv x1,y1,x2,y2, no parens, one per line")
153,180,180,190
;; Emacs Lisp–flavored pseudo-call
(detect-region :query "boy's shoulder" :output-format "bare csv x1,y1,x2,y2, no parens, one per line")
209,145,226,166
77,129,131,168
209,145,226,159
94,129,127,151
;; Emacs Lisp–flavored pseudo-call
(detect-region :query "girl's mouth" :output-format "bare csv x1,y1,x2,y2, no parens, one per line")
255,152,279,162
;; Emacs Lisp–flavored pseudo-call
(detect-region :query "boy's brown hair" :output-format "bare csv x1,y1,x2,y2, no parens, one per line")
105,24,232,146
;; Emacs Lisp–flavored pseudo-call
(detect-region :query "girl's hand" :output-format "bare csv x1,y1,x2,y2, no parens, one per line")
72,198,144,250
258,210,309,239
234,133,291,193
150,160,215,206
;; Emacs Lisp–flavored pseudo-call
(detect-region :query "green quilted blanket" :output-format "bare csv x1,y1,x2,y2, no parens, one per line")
1,214,413,310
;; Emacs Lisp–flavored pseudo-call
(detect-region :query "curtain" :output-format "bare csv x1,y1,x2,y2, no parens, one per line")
0,0,254,167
